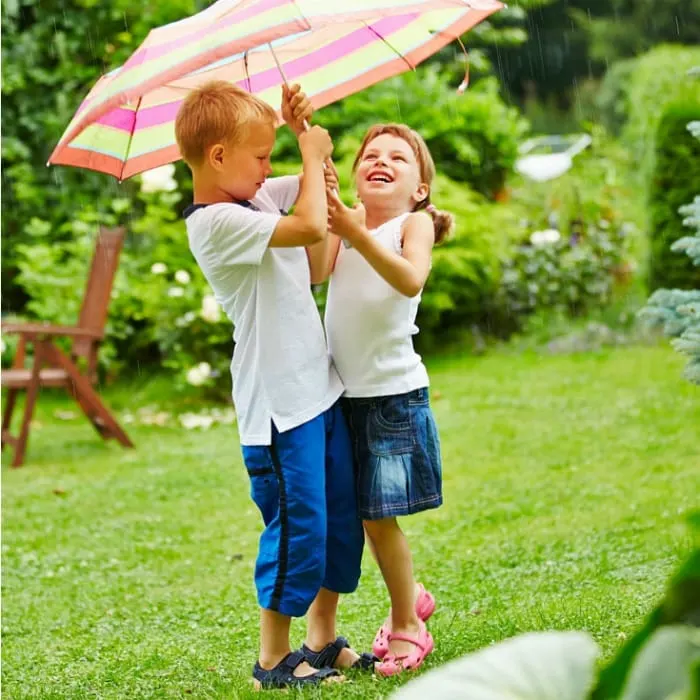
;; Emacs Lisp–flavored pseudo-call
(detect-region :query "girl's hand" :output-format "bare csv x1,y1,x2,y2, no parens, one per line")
327,189,366,242
281,83,313,136
324,159,339,193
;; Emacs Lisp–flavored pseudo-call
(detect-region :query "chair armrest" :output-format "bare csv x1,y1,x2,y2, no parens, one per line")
1,323,103,340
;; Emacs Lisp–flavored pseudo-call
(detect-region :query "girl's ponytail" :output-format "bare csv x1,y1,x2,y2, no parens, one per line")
416,201,454,244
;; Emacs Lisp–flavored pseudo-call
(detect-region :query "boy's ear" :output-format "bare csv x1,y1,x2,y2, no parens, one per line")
208,143,225,171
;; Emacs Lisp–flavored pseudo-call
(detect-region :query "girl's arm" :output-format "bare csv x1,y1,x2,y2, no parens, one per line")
327,190,433,297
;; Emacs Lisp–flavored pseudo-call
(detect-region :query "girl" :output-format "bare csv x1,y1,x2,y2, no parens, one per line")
323,124,453,676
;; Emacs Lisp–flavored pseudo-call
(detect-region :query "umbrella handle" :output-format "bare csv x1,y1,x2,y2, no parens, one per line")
270,42,344,241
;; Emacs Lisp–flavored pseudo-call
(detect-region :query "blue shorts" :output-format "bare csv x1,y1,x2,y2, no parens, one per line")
342,388,443,520
241,401,364,618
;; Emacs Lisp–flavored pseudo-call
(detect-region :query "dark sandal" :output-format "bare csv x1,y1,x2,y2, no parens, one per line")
252,650,341,689
301,636,378,671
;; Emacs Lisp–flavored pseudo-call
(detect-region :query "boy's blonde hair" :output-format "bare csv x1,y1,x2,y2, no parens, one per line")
175,80,278,167
353,123,454,243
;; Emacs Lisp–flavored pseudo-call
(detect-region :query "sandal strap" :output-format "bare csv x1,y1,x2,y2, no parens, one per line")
253,650,341,689
353,652,379,670
301,636,349,669
387,632,427,651
281,650,306,671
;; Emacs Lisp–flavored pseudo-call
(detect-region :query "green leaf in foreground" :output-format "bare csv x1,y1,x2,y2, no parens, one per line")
391,631,599,700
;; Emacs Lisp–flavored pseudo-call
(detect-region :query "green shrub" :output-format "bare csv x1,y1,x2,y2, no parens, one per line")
601,45,700,173
648,100,700,291
496,221,631,323
416,175,519,348
596,58,636,136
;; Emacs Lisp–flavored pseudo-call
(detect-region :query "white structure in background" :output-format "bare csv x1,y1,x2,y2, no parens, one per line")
515,134,592,182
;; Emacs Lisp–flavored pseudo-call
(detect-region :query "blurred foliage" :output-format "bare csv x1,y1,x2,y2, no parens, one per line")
647,100,700,292
596,46,700,171
1,0,195,310
483,1,700,120
497,223,630,322
572,0,700,66
641,86,700,387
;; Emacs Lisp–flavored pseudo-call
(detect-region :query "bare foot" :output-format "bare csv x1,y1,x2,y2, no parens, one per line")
333,646,360,668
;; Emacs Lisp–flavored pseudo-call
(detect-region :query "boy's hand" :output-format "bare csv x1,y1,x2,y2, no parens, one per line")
282,83,313,136
327,189,366,242
299,125,333,163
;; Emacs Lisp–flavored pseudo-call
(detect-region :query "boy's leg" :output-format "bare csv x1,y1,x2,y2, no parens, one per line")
364,517,420,658
304,402,364,665
242,415,329,671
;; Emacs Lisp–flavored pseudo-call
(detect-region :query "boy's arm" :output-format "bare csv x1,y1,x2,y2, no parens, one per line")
268,126,332,248
327,191,433,297
306,160,341,284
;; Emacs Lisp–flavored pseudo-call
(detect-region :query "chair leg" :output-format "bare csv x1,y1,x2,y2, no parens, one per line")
12,343,46,467
46,343,134,449
2,388,19,450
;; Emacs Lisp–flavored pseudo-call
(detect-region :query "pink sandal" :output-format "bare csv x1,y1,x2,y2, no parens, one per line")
372,583,435,659
375,618,434,677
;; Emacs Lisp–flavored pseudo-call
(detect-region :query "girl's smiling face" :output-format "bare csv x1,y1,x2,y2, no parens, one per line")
355,133,428,212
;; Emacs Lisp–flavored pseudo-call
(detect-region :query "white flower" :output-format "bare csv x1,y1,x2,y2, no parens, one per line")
140,164,177,194
179,413,215,430
530,229,561,246
201,294,221,323
151,262,167,275
185,362,212,387
175,311,197,328
0,338,6,354
175,269,191,285
167,287,185,298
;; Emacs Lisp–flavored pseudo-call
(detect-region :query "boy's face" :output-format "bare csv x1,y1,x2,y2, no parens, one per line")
208,121,275,201
355,134,428,210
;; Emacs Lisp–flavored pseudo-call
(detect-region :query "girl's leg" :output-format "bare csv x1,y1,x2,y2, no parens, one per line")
364,517,421,656
364,524,421,599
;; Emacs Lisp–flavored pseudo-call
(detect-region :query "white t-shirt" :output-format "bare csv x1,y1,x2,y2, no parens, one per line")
185,175,343,445
325,213,429,397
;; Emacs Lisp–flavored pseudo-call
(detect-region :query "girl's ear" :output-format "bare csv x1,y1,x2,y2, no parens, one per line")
412,183,430,204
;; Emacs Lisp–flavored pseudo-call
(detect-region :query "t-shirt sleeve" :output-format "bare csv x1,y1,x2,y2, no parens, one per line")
259,175,300,213
205,204,280,267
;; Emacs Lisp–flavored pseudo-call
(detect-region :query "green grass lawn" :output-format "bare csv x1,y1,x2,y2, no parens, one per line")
2,346,699,699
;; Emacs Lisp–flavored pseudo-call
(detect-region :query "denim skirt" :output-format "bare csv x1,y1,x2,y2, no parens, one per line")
342,387,443,520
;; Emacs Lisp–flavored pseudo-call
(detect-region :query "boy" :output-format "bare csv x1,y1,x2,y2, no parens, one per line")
174,81,367,689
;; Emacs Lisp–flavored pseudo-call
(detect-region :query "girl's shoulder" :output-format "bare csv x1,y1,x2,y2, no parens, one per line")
400,210,435,241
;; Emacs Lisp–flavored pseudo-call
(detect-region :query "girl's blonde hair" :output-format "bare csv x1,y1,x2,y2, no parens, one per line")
352,123,454,244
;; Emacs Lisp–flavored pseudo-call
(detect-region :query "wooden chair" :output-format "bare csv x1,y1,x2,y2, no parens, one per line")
2,227,134,467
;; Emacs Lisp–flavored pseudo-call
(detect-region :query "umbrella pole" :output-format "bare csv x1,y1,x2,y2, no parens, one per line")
269,42,310,131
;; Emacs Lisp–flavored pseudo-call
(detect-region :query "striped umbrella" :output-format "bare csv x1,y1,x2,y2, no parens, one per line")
49,0,503,180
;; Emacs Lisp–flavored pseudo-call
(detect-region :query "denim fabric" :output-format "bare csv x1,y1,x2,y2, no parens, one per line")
241,401,364,617
342,388,443,520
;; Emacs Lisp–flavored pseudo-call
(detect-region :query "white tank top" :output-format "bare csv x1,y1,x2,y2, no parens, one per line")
325,213,430,398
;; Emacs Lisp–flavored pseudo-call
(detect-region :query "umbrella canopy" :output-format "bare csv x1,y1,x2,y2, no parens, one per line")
49,0,503,180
